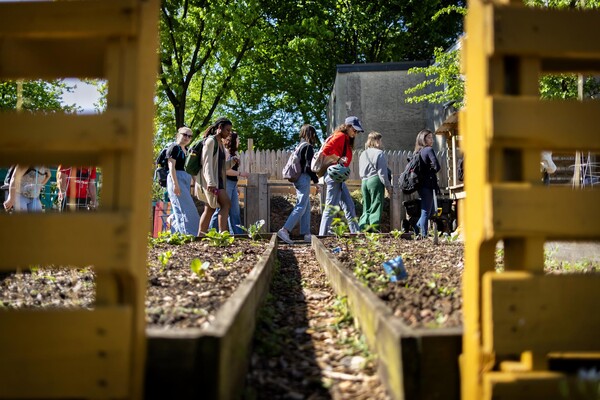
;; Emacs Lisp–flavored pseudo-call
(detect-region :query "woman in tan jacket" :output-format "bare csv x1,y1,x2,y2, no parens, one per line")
196,117,237,235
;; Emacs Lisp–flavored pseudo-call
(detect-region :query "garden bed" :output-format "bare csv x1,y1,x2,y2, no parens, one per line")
0,233,277,400
314,234,464,400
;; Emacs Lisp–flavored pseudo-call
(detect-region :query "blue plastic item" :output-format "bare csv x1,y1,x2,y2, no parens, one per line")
382,256,408,282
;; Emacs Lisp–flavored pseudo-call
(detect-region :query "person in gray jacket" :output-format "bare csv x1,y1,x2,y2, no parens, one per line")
358,131,392,231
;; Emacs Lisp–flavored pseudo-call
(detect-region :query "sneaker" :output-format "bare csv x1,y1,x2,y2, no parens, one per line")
303,234,312,243
277,228,294,244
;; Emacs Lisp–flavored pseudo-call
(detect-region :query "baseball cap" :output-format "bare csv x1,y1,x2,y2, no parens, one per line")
345,116,364,133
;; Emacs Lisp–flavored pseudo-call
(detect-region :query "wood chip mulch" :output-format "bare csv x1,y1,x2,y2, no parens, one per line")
244,244,390,400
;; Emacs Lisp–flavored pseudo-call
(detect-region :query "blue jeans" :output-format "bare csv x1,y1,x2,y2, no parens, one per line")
209,179,243,234
283,173,311,235
15,194,42,212
416,186,435,236
319,174,359,236
167,170,200,235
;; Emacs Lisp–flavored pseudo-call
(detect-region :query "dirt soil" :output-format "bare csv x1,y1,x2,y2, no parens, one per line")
320,235,464,329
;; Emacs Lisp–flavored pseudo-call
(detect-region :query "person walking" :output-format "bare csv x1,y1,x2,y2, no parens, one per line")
3,165,50,212
358,131,392,232
165,126,199,235
57,165,97,211
208,131,249,234
277,124,320,244
413,129,440,237
318,116,364,236
196,117,237,235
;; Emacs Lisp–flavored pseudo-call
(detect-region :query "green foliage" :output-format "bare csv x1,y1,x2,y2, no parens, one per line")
238,219,265,240
390,229,402,239
0,80,78,112
203,228,235,247
149,231,196,247
405,1,600,109
155,0,465,146
405,47,464,108
190,258,210,279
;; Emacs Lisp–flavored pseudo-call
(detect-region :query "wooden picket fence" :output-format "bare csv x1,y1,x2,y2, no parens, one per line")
233,148,450,231
236,148,449,187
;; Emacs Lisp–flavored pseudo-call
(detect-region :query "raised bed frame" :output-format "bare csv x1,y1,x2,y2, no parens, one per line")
312,237,462,400
144,234,278,400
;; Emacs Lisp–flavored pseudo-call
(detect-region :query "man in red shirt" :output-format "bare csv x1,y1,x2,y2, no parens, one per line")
57,166,98,211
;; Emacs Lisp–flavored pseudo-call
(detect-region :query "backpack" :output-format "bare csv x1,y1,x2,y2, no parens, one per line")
282,142,309,182
184,136,217,176
399,151,422,195
311,134,348,178
154,143,174,188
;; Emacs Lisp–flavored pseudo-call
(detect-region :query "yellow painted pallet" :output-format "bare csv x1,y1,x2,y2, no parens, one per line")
0,1,159,399
462,0,600,399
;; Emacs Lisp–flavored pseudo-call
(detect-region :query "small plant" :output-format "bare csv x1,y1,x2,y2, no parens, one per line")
150,231,195,246
203,228,235,247
190,258,210,279
158,250,172,273
330,296,353,328
330,218,349,239
390,229,402,239
222,251,243,266
238,219,265,240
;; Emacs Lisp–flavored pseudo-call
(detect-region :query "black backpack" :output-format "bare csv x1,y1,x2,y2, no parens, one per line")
154,143,174,187
399,151,422,195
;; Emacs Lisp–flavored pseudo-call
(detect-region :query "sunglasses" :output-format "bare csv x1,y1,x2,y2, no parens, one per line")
182,134,192,138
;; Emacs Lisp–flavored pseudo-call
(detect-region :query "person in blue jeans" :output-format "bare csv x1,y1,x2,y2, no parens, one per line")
318,116,364,236
208,131,249,234
277,124,320,244
166,127,200,235
414,129,440,237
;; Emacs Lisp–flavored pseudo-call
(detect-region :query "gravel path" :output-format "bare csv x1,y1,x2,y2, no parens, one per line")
244,243,390,399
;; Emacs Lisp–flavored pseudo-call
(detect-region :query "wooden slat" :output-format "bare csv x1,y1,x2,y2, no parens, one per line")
0,1,136,38
483,371,596,400
0,110,133,165
0,307,132,398
541,57,600,74
0,38,107,79
0,212,132,270
490,97,600,151
491,6,600,59
488,185,600,239
482,272,600,355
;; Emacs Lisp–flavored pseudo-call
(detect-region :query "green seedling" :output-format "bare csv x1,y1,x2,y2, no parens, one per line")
238,219,265,240
190,258,210,279
222,251,243,266
203,228,235,247
239,219,264,240
150,231,195,246
390,229,402,239
158,250,172,273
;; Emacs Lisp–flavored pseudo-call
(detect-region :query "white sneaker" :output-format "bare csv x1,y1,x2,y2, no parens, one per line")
303,234,312,243
277,228,294,244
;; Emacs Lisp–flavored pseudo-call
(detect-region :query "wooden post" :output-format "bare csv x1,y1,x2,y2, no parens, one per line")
245,173,269,232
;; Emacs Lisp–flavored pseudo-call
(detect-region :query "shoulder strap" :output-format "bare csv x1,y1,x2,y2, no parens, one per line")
206,135,218,155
